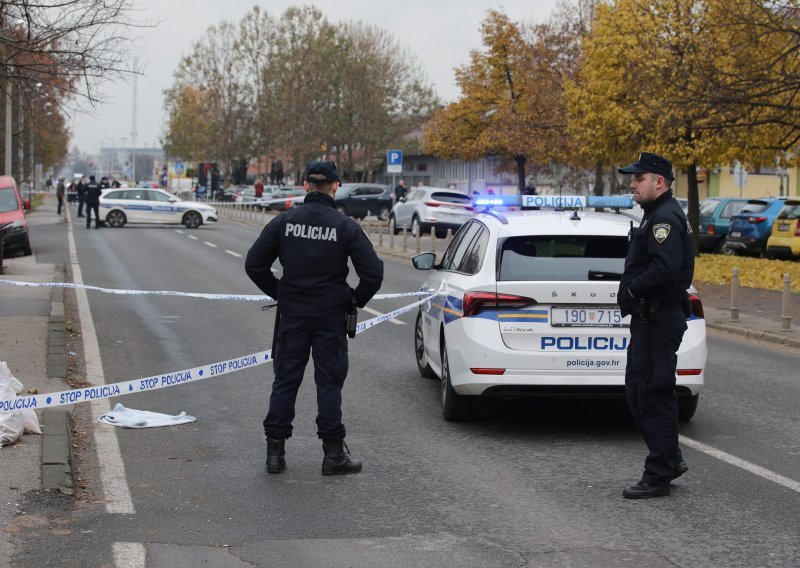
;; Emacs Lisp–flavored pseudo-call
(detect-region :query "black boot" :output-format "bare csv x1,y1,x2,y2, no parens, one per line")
321,440,362,476
266,437,286,474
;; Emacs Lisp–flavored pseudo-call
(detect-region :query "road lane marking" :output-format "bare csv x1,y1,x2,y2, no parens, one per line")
362,306,406,325
113,542,145,568
680,435,800,494
204,241,217,248
225,250,242,258
67,209,135,514
175,229,184,234
187,235,198,240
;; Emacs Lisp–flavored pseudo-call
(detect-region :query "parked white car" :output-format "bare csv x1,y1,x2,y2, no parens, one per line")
389,187,473,237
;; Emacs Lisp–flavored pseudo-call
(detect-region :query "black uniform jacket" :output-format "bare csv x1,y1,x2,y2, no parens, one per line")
85,181,103,203
245,191,384,318
619,190,694,311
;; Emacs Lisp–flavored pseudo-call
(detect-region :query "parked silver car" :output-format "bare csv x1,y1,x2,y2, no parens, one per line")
389,187,473,237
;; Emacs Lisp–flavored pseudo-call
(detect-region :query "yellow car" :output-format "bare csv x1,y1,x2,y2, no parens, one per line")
766,199,800,260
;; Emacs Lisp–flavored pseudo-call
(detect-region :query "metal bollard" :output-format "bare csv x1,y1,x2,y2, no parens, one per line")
415,225,421,253
430,227,436,254
402,226,408,252
781,273,792,331
446,228,453,246
729,267,740,322
378,222,384,247
390,224,395,250
367,220,372,243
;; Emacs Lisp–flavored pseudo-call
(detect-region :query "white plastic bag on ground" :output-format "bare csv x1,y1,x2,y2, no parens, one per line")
98,403,196,428
0,361,41,446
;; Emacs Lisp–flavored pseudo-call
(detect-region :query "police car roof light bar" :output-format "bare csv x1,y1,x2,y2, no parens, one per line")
472,194,634,211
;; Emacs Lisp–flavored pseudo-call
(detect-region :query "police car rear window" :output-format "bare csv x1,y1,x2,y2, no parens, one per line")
499,236,628,281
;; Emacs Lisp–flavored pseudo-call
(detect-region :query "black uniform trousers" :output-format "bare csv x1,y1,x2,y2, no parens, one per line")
264,314,348,442
625,308,687,487
77,193,85,216
85,201,100,228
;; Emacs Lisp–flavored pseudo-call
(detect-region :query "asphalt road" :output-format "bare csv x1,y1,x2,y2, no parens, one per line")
12,213,800,568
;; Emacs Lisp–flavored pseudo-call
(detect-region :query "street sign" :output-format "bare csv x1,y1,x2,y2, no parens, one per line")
173,162,186,177
387,150,403,174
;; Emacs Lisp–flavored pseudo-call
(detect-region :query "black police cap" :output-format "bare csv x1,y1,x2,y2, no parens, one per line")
618,152,674,181
305,161,340,184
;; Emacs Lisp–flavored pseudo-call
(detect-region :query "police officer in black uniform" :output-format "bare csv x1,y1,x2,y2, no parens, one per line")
245,161,383,475
617,152,694,499
85,175,103,229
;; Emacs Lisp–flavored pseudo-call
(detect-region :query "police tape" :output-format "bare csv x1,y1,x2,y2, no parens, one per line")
0,279,424,302
0,294,433,414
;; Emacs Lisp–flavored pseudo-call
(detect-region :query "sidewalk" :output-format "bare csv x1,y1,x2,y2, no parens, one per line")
0,195,71,567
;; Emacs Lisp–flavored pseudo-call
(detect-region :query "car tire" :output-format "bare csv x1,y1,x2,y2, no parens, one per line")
377,206,390,222
21,234,32,256
337,205,347,216
106,210,127,228
389,215,399,235
440,333,475,421
410,215,421,237
183,211,202,229
720,242,736,256
678,393,699,422
415,312,436,380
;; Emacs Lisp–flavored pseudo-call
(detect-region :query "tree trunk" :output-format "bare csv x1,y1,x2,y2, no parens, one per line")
686,161,700,256
593,160,604,196
515,154,526,193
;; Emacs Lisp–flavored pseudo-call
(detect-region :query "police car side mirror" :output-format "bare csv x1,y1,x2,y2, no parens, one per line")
168,197,178,203
412,252,437,270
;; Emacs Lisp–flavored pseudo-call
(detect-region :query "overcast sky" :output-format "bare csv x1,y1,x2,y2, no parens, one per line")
69,0,560,154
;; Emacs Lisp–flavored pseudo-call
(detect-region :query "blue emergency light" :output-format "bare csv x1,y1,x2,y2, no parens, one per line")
472,194,634,210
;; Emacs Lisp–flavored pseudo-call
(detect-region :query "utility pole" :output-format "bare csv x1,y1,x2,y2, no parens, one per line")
4,75,11,175
131,57,138,184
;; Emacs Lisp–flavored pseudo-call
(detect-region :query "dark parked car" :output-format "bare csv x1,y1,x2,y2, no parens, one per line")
334,183,392,220
697,197,749,253
724,197,789,256
258,187,307,211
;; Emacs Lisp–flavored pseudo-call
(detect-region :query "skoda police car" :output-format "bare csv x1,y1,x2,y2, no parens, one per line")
412,194,706,422
100,188,217,229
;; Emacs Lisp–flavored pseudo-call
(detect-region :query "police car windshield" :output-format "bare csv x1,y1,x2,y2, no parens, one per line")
499,236,627,281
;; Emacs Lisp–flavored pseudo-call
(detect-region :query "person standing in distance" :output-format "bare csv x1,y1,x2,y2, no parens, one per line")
393,179,407,203
245,161,383,476
617,152,694,499
76,176,87,217
84,175,103,229
56,178,65,215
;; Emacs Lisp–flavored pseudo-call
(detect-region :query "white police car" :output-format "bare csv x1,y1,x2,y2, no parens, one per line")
412,194,706,422
100,188,218,229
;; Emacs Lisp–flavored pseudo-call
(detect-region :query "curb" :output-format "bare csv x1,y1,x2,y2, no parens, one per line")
42,264,74,494
705,321,800,348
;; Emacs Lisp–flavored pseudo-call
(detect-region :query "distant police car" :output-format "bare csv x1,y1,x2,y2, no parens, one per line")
100,188,218,229
412,194,706,422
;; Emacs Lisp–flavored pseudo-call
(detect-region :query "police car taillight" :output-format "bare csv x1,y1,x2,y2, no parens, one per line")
462,292,537,317
689,293,704,319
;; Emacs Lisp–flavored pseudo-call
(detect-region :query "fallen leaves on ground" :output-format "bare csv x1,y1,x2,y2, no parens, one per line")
695,254,800,293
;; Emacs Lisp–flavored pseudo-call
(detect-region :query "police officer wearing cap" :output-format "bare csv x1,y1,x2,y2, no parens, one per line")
617,152,694,499
245,161,383,476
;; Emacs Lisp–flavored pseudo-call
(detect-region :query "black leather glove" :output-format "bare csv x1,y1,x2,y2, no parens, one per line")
617,285,638,318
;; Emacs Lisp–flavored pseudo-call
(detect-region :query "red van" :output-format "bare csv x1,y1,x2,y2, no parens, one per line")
0,176,32,256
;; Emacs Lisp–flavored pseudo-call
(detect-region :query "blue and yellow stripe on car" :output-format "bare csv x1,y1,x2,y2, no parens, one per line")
430,294,549,325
